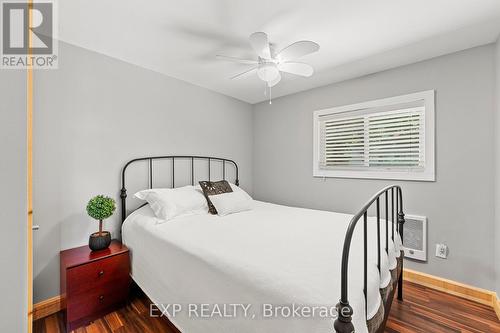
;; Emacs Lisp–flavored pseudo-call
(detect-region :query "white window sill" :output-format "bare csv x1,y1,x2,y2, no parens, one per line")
313,169,435,182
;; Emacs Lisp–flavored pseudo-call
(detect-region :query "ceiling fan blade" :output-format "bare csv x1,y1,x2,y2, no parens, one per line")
277,41,320,61
267,72,281,87
278,62,313,77
216,55,258,65
249,32,271,59
230,66,258,80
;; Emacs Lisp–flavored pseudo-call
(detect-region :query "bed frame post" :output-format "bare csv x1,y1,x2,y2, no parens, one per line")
120,187,127,223
397,205,405,301
334,302,354,333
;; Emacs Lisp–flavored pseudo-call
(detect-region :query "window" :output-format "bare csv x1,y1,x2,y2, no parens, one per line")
313,90,435,181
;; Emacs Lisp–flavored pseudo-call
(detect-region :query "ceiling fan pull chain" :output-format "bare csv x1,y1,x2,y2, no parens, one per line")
269,86,272,105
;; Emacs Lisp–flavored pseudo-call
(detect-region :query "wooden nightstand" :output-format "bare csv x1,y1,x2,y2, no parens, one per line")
60,240,130,331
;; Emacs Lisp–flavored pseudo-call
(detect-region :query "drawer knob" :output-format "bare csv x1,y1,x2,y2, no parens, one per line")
98,270,104,277
98,295,104,302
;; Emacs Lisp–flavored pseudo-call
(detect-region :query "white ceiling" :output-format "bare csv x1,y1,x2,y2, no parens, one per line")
58,0,500,104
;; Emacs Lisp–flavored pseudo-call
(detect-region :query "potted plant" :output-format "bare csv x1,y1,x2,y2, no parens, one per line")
86,195,116,251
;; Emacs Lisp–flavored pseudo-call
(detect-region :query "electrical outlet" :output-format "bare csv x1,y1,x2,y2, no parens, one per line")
435,243,448,259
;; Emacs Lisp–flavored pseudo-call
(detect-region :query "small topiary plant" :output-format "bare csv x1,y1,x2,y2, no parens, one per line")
86,195,116,236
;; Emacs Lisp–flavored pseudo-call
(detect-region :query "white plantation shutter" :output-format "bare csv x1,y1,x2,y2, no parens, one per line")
319,116,366,168
368,108,424,168
318,107,425,170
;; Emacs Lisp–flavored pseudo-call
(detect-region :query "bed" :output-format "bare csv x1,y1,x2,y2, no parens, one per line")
119,155,406,333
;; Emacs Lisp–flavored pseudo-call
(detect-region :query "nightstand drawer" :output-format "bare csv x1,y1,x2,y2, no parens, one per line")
67,253,130,294
66,279,129,322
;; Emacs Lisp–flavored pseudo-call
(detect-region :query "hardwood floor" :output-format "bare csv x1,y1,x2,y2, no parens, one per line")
386,282,500,333
34,282,500,333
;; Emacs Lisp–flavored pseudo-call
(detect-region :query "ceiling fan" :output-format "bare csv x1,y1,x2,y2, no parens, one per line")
216,32,320,90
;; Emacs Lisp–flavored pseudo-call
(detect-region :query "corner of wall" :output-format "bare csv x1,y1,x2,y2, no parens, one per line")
495,36,500,296
250,102,258,197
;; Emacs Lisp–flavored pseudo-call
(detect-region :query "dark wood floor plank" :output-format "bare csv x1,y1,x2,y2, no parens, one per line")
34,281,500,333
103,312,123,331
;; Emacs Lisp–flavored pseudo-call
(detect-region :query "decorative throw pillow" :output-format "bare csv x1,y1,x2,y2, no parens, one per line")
198,180,233,214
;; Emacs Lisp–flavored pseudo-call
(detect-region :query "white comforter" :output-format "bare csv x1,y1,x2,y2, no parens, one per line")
122,201,401,333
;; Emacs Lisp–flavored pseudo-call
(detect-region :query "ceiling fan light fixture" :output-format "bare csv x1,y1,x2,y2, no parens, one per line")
257,63,280,82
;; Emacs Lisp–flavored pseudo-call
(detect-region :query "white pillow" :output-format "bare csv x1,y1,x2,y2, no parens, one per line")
134,185,208,222
209,187,254,216
229,183,245,192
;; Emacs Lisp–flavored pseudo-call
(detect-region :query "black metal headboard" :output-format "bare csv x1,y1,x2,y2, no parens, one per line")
120,155,239,223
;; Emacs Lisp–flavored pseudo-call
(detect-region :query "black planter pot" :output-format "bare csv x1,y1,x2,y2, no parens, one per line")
89,231,111,251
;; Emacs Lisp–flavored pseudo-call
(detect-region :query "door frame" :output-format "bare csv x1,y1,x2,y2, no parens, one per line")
27,0,34,331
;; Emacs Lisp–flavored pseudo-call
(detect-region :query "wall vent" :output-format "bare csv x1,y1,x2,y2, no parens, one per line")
403,215,427,261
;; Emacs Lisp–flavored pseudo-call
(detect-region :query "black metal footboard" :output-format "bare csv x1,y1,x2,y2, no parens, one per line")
334,185,405,333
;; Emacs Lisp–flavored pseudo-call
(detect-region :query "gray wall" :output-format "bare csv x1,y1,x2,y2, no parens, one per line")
253,45,496,290
495,38,500,295
33,42,253,303
0,72,27,331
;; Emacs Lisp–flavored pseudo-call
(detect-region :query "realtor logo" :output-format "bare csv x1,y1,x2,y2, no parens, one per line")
1,1,58,69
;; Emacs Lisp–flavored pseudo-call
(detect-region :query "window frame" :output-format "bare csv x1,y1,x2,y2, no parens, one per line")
313,90,435,181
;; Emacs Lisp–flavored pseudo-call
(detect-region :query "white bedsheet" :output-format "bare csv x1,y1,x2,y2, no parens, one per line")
122,201,401,333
